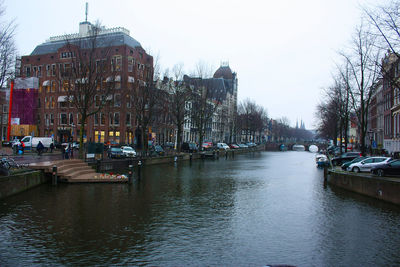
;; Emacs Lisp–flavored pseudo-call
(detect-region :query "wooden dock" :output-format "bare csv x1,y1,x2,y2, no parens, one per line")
29,159,128,183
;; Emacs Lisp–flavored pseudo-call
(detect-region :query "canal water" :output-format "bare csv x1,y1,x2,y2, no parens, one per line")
1,151,400,266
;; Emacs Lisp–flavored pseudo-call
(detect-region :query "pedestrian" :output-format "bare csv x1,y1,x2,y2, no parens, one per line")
20,141,25,154
50,143,54,153
37,141,44,156
69,143,74,159
65,145,69,159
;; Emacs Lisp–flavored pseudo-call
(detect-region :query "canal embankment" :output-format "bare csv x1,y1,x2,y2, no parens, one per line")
0,147,263,199
326,169,400,205
0,170,48,200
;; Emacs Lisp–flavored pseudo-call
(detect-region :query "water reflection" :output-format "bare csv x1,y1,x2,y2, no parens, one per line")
0,151,400,266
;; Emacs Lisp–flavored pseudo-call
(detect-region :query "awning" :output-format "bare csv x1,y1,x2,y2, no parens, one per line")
75,78,87,84
128,76,135,83
58,96,69,102
42,80,50,86
106,75,121,82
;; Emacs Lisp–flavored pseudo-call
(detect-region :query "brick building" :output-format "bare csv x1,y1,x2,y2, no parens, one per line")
18,20,153,145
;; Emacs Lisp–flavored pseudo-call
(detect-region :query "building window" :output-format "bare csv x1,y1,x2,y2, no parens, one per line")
50,114,54,125
114,112,120,125
38,66,42,77
94,113,99,125
112,55,122,72
51,81,56,92
45,114,49,126
114,94,121,107
46,65,50,76
51,64,56,76
109,113,113,125
50,96,55,109
95,95,100,107
126,112,131,125
25,66,31,77
45,97,49,109
60,113,67,125
69,113,74,125
126,95,131,108
100,113,105,125
128,57,134,72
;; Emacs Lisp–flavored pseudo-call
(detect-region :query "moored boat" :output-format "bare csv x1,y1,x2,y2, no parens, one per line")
292,144,305,151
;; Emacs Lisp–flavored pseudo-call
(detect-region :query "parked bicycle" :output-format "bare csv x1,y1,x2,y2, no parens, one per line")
0,156,24,176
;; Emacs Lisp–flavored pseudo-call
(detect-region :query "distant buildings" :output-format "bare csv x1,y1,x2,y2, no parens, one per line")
5,19,239,147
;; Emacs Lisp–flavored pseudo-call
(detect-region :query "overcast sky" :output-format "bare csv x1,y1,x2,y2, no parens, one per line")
3,0,381,129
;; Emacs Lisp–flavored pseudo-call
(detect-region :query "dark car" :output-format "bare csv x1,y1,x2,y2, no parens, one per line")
331,152,362,166
150,145,165,156
371,159,400,177
341,156,367,170
108,147,124,159
181,142,198,153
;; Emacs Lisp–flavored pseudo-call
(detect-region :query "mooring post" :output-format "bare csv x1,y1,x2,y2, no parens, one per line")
96,159,101,173
52,165,57,185
128,164,133,184
137,160,142,180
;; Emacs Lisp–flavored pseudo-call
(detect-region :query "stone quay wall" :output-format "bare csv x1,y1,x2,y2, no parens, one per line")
327,170,400,205
0,170,48,200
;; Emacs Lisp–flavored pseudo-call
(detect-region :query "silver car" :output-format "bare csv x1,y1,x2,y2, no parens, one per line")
121,146,137,157
348,157,392,173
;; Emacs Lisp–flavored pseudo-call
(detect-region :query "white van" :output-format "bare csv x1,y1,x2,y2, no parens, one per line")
17,136,54,151
217,143,230,150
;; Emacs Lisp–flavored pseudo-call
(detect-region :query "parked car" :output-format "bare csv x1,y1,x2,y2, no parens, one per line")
229,144,239,149
331,152,362,166
238,143,249,148
202,142,213,150
246,142,257,147
348,157,392,173
371,159,400,177
150,145,165,156
217,143,230,150
121,146,136,157
108,147,124,159
72,142,80,149
181,142,198,153
341,156,367,170
164,142,175,149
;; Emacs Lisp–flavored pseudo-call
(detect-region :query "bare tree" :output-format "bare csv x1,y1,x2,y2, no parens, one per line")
0,1,16,88
164,63,191,152
185,62,223,147
62,22,117,158
340,22,380,155
130,56,157,155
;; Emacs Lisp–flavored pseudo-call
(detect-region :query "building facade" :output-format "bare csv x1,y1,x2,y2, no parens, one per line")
18,21,153,145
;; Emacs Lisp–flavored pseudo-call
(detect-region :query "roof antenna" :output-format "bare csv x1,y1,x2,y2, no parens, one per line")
85,2,88,22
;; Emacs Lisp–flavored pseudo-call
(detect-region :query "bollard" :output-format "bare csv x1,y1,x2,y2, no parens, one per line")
232,150,234,158
52,165,57,185
137,160,142,180
96,159,101,173
323,165,328,181
189,153,193,162
225,151,228,159
128,164,133,184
